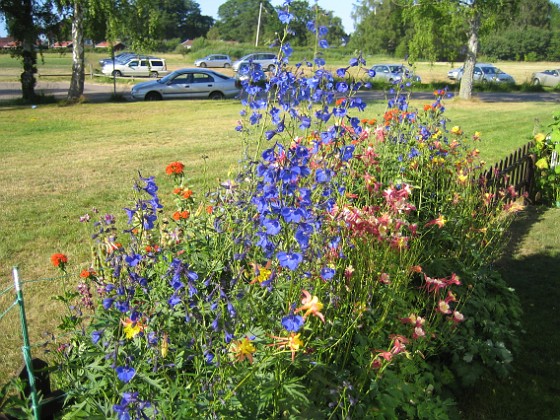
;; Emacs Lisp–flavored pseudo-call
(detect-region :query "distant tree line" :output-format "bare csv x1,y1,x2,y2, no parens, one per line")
350,0,560,62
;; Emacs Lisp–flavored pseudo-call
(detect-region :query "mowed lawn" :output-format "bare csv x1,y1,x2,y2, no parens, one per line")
0,88,559,409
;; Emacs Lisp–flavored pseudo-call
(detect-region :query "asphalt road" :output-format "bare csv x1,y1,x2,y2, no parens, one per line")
1,80,559,104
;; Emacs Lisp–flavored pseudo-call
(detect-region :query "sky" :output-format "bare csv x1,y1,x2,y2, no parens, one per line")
200,0,358,34
0,0,358,38
2,0,560,38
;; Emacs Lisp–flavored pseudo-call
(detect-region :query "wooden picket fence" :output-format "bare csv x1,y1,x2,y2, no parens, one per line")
478,140,536,203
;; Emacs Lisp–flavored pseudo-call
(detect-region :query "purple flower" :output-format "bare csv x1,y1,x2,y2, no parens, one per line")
320,267,336,281
263,217,282,235
281,314,304,332
168,294,181,307
319,39,329,49
91,330,103,344
115,366,136,383
278,10,294,24
315,168,332,183
125,253,141,267
102,298,114,310
277,251,303,271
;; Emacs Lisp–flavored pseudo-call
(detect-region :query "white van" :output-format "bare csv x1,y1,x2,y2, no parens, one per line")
101,57,168,78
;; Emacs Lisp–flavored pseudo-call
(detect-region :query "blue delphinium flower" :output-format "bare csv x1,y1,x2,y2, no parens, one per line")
281,314,304,332
277,251,303,271
320,267,336,281
91,330,103,345
115,366,136,383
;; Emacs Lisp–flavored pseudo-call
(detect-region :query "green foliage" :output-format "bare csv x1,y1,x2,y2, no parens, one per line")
434,268,522,387
532,112,560,207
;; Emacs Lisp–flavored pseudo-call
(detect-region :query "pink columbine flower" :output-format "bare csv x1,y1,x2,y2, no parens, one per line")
437,300,452,315
379,273,391,284
452,311,465,324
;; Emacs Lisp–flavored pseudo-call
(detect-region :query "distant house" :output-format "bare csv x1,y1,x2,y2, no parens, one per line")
95,41,126,51
52,41,73,49
0,37,18,49
181,39,194,50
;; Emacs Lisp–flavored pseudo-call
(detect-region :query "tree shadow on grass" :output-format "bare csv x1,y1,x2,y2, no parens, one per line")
458,206,560,419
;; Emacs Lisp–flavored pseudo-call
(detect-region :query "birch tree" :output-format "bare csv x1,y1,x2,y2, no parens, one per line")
404,0,517,100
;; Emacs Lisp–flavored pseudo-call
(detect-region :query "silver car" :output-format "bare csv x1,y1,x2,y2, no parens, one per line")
531,69,560,87
232,53,277,72
130,68,240,101
447,67,462,80
194,54,232,68
370,64,421,83
455,64,515,84
101,57,168,78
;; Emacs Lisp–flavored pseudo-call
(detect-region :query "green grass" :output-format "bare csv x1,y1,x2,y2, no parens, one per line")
458,206,560,419
0,90,559,416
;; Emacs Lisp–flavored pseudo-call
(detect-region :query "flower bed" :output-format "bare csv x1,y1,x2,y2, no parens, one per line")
39,6,526,419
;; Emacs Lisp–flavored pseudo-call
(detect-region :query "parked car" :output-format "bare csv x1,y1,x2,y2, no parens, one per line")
130,68,240,101
194,54,232,68
531,68,560,87
447,67,462,80
232,53,277,72
370,64,421,83
99,52,135,66
101,57,168,78
454,63,515,84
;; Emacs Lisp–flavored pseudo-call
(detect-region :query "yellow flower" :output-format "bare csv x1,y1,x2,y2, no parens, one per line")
457,170,468,185
121,317,144,339
535,157,549,169
268,333,304,362
161,333,169,358
534,133,545,143
230,336,257,363
295,290,325,322
255,267,271,283
451,126,463,135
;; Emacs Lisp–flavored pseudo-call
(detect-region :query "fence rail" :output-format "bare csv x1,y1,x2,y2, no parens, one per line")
479,140,536,203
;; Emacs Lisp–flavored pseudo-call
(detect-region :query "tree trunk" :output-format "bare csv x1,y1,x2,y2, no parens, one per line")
20,0,37,102
68,0,85,102
459,10,480,100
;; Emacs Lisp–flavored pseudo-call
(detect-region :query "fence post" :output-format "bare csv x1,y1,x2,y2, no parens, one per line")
12,266,41,420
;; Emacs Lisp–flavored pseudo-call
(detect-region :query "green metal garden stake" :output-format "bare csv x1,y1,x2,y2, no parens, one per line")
13,266,41,420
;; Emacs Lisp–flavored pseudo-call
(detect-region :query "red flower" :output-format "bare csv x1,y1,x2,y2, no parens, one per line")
172,210,190,221
165,161,185,175
51,253,68,268
79,268,96,279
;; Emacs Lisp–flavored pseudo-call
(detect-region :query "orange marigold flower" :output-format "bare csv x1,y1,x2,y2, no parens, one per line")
206,205,214,214
165,161,185,175
172,210,190,221
182,189,193,199
172,187,182,195
79,268,96,279
51,253,68,268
